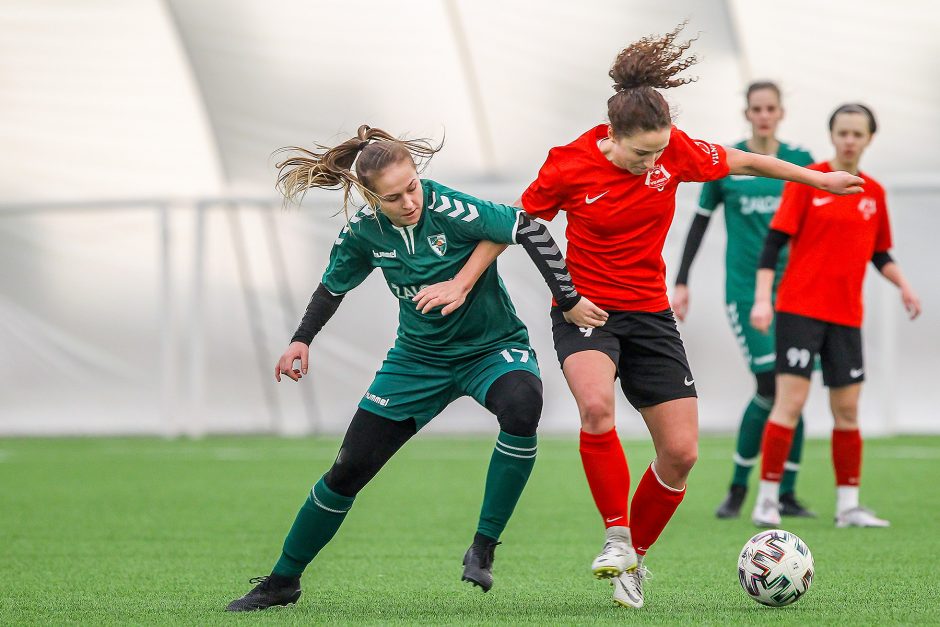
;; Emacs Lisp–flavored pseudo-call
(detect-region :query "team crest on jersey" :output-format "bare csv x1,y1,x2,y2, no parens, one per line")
857,197,877,220
427,233,447,257
645,165,671,192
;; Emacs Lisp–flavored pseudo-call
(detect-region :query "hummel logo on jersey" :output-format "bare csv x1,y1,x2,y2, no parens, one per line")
585,191,609,204
427,233,447,257
812,196,834,207
684,377,694,387
858,197,877,220
372,250,397,259
645,165,671,191
850,368,864,379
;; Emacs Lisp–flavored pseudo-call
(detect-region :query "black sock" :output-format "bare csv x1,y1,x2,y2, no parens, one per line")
267,572,300,586
473,532,498,546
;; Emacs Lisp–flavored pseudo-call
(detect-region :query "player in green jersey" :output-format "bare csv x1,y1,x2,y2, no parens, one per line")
672,82,816,519
226,125,607,612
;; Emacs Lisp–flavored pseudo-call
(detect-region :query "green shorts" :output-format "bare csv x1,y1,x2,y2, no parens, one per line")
359,343,541,429
725,301,777,374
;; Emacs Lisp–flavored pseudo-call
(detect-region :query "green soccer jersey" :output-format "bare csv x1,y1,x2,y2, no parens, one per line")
321,179,529,361
698,140,813,302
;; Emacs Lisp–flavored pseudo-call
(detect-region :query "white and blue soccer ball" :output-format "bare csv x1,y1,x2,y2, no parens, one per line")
738,529,814,607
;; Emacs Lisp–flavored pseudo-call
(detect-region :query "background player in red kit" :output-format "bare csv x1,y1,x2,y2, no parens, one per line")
672,81,816,520
412,24,862,609
750,104,921,529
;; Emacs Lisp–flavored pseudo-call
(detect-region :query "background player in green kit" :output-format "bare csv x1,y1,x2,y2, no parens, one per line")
672,82,815,519
226,126,607,612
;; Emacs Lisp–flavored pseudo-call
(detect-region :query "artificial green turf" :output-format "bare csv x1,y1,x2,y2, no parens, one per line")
1,435,939,625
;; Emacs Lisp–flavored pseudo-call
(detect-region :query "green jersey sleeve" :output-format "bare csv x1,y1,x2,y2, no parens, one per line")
697,179,723,215
320,216,374,295
423,180,520,244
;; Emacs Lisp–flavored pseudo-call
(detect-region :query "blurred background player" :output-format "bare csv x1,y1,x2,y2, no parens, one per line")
418,24,863,609
750,104,922,529
226,125,606,611
672,81,815,519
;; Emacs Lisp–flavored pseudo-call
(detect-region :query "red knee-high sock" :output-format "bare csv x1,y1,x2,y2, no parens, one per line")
629,463,685,556
579,429,630,527
760,422,795,482
832,428,862,486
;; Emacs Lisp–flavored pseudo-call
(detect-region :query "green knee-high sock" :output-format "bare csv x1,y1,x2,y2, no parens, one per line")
273,476,355,577
731,395,773,487
780,416,805,495
476,432,537,540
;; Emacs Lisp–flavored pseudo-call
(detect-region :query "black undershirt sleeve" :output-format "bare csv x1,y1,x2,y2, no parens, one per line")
871,251,894,273
290,283,345,345
514,214,582,311
758,229,791,270
675,212,712,285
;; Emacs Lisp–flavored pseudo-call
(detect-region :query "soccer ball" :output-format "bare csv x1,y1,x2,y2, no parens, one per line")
738,529,814,607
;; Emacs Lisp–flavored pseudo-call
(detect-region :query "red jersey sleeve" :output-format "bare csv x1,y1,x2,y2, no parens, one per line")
521,151,565,221
671,128,730,183
771,181,811,235
874,186,893,252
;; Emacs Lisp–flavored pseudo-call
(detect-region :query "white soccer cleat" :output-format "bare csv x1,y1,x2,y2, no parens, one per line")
612,564,650,609
751,497,782,528
591,526,637,579
836,506,890,528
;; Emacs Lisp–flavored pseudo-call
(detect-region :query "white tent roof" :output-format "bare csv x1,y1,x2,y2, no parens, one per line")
3,0,939,202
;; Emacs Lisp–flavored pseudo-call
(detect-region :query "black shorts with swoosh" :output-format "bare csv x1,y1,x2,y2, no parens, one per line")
550,307,696,409
775,312,864,387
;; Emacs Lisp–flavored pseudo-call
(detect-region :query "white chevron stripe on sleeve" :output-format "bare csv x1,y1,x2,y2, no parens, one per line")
447,198,465,218
461,202,479,221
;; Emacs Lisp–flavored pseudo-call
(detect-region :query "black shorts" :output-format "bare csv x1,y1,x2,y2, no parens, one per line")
550,307,695,410
775,312,864,387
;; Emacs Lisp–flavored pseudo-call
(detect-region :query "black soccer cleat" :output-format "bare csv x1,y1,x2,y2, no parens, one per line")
715,484,747,519
461,540,501,592
225,574,302,611
780,492,817,518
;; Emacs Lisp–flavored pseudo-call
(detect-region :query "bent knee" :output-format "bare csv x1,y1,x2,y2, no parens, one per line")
578,398,615,432
486,371,543,437
324,459,370,498
658,443,698,475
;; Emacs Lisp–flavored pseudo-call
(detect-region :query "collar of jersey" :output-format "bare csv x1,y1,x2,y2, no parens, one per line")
589,124,632,174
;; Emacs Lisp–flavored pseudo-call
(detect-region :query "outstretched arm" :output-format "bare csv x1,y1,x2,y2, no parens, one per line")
276,284,345,382
726,148,864,195
873,253,921,319
672,212,712,321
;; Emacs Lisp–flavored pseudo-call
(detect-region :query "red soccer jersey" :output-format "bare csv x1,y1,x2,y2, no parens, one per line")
772,162,892,327
521,125,729,311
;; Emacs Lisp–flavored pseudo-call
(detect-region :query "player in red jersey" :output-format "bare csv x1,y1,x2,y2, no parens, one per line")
412,24,862,609
750,104,921,529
